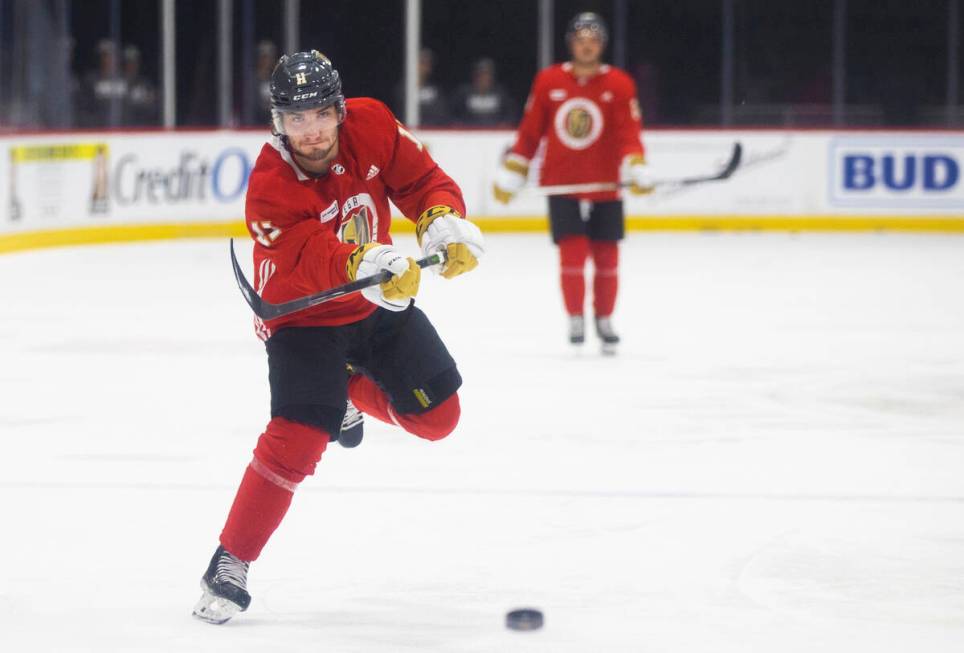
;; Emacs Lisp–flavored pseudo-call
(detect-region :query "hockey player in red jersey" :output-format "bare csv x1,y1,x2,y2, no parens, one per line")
193,50,484,624
493,12,652,353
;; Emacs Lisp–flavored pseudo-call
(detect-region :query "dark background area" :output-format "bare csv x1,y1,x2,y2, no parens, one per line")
1,0,962,129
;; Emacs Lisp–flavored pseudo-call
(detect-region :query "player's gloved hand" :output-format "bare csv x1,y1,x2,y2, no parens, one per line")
492,155,528,204
416,206,485,279
626,155,655,195
347,243,420,312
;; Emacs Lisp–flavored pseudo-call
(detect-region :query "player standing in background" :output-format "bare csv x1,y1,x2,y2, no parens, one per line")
493,12,652,353
193,50,484,625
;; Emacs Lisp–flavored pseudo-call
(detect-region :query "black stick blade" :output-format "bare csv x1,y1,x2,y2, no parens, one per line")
230,239,267,318
679,141,742,185
718,141,743,179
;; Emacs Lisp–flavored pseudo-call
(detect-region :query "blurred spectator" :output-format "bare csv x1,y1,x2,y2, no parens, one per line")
78,39,126,127
122,45,158,126
255,40,278,124
395,48,450,126
451,58,516,126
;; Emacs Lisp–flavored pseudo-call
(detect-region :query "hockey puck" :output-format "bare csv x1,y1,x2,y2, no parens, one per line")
505,608,543,631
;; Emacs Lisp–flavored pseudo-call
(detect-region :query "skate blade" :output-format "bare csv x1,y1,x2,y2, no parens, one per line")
193,586,243,625
601,342,618,356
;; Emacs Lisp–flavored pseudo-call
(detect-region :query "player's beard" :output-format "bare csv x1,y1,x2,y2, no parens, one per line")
290,134,338,173
293,140,335,162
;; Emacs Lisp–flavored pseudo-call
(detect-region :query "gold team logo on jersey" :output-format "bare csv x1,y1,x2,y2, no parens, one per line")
565,108,594,139
553,97,604,150
339,193,378,245
340,207,371,245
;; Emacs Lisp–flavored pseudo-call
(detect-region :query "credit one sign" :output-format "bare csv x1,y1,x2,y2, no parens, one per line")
829,137,964,208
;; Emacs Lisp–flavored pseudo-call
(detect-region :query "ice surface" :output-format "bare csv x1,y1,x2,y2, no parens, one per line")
1,232,964,652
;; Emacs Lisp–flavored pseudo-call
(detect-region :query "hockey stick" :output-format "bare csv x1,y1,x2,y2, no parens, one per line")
230,239,447,320
528,141,742,196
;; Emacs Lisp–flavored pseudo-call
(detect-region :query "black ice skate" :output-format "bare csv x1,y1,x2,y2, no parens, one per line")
193,545,251,624
595,316,620,355
568,315,586,345
338,398,364,448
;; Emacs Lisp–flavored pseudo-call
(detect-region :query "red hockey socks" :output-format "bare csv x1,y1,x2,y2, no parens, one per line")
591,240,619,317
558,235,590,316
348,374,461,441
219,417,329,561
219,464,293,562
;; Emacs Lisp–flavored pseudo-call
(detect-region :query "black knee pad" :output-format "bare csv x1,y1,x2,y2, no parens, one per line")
393,367,463,415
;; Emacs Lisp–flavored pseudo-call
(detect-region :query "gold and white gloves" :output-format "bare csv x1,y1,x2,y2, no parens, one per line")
416,206,485,280
492,155,529,204
625,154,655,195
347,243,420,311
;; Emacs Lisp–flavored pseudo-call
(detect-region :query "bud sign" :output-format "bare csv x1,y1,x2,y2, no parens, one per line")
829,138,964,207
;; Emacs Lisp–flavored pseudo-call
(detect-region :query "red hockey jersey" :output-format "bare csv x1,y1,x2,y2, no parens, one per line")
508,63,645,201
245,97,465,338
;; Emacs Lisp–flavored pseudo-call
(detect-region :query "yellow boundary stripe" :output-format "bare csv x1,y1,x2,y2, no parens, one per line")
467,215,964,233
3,215,964,254
0,221,247,254
625,215,964,232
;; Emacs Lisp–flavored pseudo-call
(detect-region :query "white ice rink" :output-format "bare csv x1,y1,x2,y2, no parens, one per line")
2,232,964,652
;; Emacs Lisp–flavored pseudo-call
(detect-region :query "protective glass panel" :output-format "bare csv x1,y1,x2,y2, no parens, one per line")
420,0,537,127
731,0,834,126
847,0,949,126
620,0,724,125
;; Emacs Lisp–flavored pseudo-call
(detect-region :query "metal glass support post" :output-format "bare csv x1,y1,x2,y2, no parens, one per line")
721,0,734,125
0,3,4,125
10,2,22,128
404,0,420,126
56,0,71,127
284,0,300,55
240,0,254,125
161,0,176,127
832,0,846,126
109,0,121,127
25,4,42,124
218,0,233,127
613,0,627,69
538,0,553,70
948,0,960,126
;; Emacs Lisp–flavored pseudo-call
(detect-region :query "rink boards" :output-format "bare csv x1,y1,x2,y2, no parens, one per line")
1,128,963,253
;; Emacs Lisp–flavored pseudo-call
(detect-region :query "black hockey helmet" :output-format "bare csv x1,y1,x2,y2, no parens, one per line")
566,12,609,46
269,50,346,131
